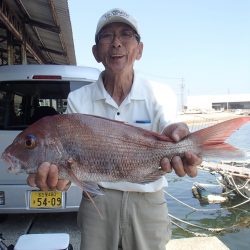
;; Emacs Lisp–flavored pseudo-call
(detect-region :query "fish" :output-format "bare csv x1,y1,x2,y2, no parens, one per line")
2,114,250,195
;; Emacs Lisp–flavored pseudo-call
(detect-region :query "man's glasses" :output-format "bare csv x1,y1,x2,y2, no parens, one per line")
97,30,140,44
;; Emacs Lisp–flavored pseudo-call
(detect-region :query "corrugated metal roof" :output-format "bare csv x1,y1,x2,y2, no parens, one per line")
0,0,76,65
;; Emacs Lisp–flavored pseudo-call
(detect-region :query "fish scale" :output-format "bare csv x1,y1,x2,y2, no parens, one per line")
2,114,250,194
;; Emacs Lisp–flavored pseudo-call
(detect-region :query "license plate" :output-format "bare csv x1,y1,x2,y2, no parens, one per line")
29,190,64,209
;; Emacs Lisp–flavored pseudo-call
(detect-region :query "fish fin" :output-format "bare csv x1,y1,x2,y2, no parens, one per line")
80,181,104,195
190,117,250,159
142,130,174,142
138,169,166,183
199,143,245,159
80,114,175,142
67,171,104,219
71,175,103,195
83,191,104,219
66,158,103,195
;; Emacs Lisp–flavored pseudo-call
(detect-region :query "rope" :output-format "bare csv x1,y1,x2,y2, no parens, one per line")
219,174,248,194
169,213,231,233
166,190,235,212
216,177,235,195
170,219,209,237
165,162,250,236
198,163,250,180
164,189,250,211
227,175,250,200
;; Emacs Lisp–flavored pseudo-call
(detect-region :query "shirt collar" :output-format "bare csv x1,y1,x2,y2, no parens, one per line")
129,72,146,100
93,71,146,101
93,72,109,101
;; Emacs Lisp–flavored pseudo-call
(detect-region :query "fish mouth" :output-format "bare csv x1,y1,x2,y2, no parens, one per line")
1,152,25,174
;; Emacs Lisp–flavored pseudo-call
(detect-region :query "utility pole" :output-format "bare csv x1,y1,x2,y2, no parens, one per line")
180,78,185,112
226,88,230,111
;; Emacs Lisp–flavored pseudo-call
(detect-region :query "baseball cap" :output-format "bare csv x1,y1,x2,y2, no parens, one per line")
95,8,140,36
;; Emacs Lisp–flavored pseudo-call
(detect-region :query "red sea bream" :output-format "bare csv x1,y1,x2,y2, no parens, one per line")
2,114,250,194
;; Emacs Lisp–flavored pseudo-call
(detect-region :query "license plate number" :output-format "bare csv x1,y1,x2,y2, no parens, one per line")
29,191,64,209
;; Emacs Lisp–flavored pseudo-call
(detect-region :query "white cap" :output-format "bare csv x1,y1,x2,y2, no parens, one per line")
95,8,140,36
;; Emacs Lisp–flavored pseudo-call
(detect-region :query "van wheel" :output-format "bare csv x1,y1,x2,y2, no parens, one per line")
68,243,73,250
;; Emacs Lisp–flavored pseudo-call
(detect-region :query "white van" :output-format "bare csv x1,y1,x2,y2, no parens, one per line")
0,64,100,213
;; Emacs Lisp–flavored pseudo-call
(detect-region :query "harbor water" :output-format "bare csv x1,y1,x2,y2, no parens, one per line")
165,121,250,250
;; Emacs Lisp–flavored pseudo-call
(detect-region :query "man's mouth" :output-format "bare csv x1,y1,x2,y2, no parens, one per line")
111,54,124,59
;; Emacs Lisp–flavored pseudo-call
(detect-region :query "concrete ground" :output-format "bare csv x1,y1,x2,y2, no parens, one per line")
166,237,229,250
1,213,230,250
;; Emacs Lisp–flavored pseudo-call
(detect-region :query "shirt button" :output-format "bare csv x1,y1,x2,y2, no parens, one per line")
117,112,120,116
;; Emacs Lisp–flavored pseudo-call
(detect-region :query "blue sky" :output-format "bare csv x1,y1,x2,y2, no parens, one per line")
68,0,250,96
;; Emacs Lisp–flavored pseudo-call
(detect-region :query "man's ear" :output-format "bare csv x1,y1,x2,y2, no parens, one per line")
136,42,143,60
92,45,101,62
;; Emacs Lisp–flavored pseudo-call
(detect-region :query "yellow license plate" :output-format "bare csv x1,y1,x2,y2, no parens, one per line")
29,191,63,209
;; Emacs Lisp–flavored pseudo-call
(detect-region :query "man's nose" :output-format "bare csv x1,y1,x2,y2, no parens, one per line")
111,34,122,46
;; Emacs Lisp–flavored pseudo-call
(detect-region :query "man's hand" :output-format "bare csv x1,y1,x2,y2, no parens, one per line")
160,122,202,177
27,162,70,191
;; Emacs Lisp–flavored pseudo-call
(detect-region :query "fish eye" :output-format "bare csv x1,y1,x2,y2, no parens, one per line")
25,134,37,149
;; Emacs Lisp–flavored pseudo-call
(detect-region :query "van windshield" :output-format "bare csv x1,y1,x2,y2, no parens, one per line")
0,81,70,130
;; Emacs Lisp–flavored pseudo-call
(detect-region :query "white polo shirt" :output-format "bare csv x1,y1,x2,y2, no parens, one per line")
66,72,177,192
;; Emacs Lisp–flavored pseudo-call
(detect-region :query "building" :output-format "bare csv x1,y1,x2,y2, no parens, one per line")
187,94,250,112
0,0,75,65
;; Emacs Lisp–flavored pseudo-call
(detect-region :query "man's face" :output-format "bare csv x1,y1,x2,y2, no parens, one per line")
93,22,143,73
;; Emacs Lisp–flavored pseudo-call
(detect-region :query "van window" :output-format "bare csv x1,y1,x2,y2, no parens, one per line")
0,81,72,130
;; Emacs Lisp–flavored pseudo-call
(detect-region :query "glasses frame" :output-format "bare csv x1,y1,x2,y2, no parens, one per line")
96,30,141,44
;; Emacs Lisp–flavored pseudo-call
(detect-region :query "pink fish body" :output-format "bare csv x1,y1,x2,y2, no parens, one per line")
2,114,250,193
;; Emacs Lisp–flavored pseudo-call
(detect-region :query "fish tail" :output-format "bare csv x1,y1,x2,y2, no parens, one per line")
190,117,250,159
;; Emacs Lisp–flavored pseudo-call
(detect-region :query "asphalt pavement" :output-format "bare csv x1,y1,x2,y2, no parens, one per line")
1,213,231,250
0,212,80,249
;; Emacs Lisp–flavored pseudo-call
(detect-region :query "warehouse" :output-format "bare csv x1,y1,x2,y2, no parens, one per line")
186,93,250,113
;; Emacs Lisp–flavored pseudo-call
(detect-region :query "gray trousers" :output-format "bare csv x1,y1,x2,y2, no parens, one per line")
77,188,172,250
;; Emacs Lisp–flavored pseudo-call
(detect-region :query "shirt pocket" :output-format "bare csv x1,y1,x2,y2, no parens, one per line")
133,120,152,131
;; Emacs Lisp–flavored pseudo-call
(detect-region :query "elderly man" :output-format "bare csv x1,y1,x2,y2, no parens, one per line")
27,8,201,250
